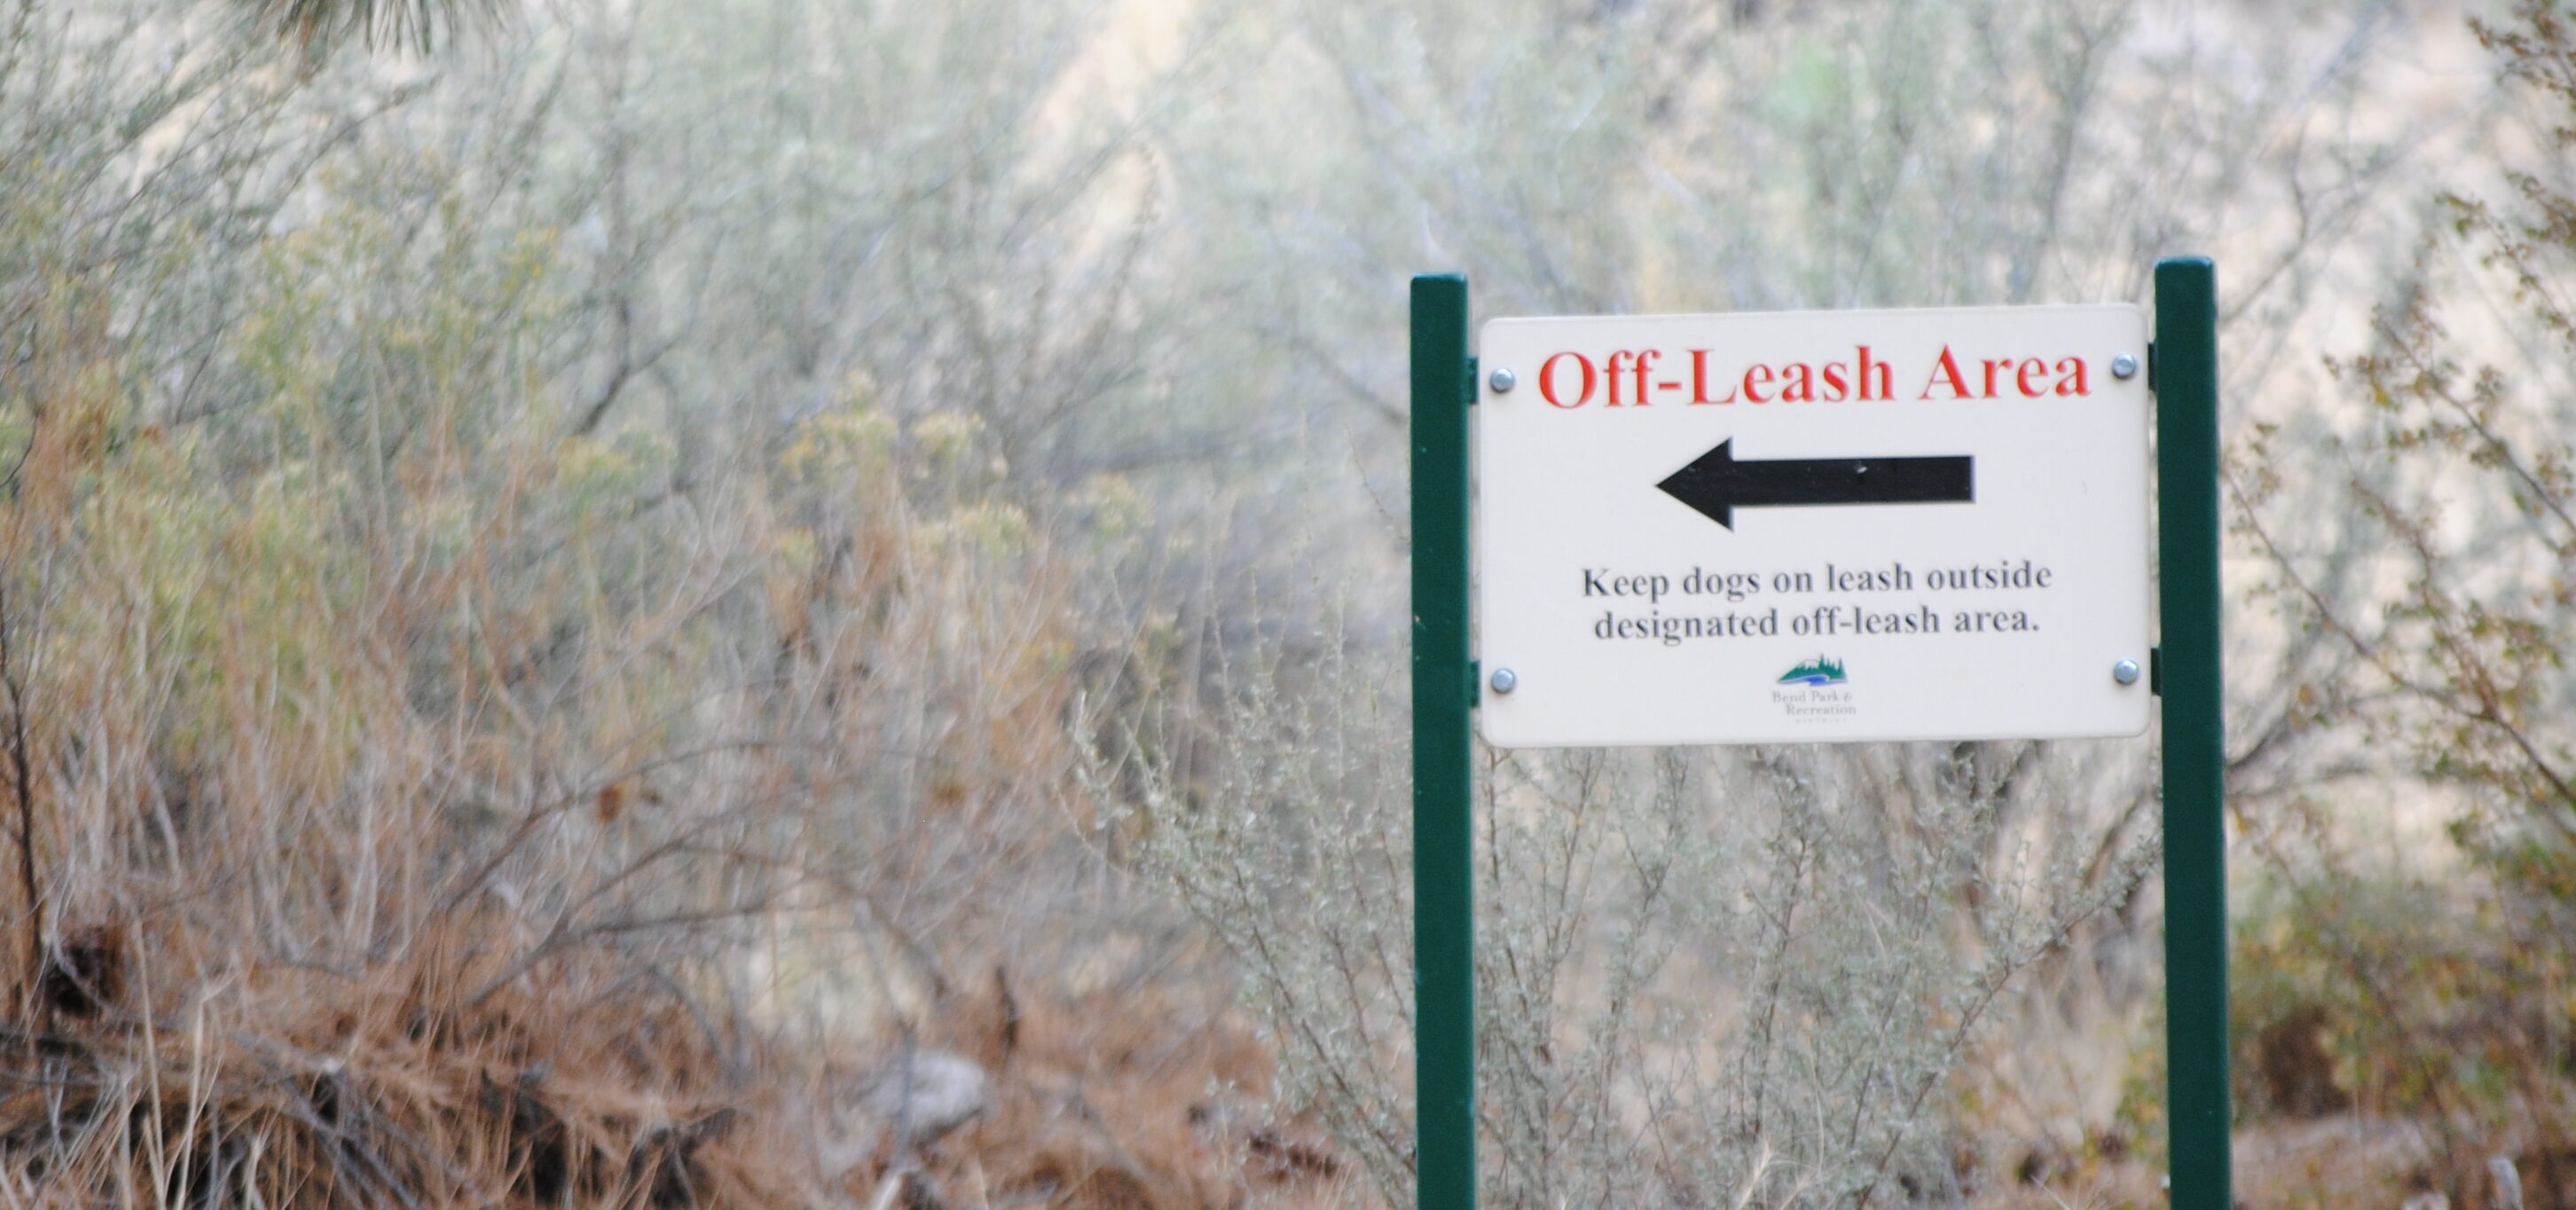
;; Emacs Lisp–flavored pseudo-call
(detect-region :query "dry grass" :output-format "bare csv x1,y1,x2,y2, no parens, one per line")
0,917,813,1206
1962,1114,2576,1210
0,938,1351,1207
874,973,1348,1210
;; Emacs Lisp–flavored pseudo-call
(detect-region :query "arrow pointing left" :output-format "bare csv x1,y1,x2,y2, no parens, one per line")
1655,438,1975,530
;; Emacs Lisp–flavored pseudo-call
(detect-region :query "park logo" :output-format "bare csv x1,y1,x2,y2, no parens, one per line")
1776,656,1849,687
1771,656,1858,724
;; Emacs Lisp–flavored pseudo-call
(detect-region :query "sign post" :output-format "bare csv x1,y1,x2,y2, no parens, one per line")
1410,274,1476,1210
1403,257,2228,1207
2154,257,2232,1209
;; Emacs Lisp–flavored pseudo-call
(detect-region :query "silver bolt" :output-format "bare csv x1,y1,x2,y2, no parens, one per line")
1488,667,1518,695
1488,366,1516,394
2113,658,2141,686
2110,352,2139,381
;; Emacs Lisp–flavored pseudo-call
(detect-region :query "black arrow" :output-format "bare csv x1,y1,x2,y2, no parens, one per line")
1655,439,1973,530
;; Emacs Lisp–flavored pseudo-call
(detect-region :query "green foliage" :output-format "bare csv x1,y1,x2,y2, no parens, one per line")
0,0,1206,1200
2235,0,2576,1166
0,0,2518,1202
2251,0,2576,915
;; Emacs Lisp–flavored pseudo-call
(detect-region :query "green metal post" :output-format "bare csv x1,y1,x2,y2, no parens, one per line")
2154,257,2232,1209
1410,274,1476,1210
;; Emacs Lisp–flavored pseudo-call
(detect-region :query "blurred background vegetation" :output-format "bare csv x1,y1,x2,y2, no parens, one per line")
0,0,2569,1206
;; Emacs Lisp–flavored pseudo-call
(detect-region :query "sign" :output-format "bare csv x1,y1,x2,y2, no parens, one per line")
1474,304,2152,747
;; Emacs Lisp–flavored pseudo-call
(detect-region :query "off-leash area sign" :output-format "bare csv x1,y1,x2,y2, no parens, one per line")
1406,265,2233,1210
1474,306,2152,747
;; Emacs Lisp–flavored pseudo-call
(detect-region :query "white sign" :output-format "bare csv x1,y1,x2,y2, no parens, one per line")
1475,305,2152,747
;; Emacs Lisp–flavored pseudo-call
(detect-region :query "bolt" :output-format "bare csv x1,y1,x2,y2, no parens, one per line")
1488,667,1518,695
2111,352,2139,381
2113,658,2141,686
1488,366,1516,394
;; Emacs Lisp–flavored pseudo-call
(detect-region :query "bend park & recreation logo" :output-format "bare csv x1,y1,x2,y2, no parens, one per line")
1776,656,1849,687
1771,655,1857,721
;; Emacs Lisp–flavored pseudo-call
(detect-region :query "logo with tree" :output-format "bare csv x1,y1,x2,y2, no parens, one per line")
1777,656,1849,687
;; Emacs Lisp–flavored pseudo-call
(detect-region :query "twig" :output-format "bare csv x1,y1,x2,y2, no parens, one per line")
0,586,38,1012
